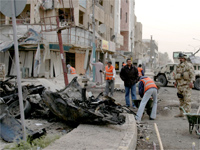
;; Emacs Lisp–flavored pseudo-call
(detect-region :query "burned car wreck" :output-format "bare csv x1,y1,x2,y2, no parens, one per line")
0,77,134,143
42,77,128,125
0,76,46,143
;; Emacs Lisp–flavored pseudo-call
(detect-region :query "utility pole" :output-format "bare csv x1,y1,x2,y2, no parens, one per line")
56,17,69,86
11,0,26,141
92,0,96,81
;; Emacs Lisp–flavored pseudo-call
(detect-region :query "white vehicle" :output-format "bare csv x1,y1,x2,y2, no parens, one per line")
154,50,200,90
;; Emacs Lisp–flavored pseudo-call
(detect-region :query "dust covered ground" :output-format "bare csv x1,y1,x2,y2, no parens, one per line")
90,85,200,150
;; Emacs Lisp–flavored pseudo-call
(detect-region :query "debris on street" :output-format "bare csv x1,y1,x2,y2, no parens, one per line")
0,103,46,143
42,77,128,125
0,75,45,118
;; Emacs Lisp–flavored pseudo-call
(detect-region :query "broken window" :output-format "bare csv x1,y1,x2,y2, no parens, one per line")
110,5,113,14
99,0,103,6
120,8,122,20
110,28,113,41
170,66,174,71
66,53,75,68
59,8,74,23
79,10,84,25
194,66,196,70
16,4,31,24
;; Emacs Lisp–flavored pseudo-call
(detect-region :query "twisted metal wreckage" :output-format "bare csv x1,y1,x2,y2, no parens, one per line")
42,77,135,125
0,77,135,142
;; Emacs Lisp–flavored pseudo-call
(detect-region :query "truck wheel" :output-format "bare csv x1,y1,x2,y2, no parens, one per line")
8,100,31,118
158,75,168,86
194,78,200,90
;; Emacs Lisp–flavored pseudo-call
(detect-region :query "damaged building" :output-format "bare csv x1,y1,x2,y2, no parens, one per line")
0,0,124,78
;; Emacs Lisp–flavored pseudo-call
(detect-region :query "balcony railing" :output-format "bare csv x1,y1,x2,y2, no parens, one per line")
0,18,30,26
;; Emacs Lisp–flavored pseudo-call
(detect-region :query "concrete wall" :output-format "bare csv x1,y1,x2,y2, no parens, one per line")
114,0,122,47
120,0,129,31
134,22,143,60
120,31,129,51
129,0,135,54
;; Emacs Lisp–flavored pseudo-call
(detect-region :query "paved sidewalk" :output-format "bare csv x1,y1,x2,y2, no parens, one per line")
43,114,137,150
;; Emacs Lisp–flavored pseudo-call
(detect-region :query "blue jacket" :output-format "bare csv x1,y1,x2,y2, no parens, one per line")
141,70,144,76
138,76,157,98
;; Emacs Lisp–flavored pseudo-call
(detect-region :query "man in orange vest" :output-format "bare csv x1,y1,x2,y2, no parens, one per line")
67,64,76,74
136,76,158,122
122,62,126,67
137,64,144,77
101,61,116,97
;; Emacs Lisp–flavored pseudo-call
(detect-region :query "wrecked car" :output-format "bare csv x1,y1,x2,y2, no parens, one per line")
42,77,127,125
0,75,45,118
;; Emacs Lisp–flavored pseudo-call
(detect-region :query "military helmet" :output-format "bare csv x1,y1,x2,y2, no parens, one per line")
178,53,187,59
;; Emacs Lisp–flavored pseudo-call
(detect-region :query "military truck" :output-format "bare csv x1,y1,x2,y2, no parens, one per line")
154,50,200,90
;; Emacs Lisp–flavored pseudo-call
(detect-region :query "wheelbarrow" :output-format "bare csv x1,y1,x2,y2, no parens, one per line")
134,99,153,117
181,106,200,138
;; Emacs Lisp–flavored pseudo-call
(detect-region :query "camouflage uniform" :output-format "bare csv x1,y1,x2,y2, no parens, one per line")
175,61,195,113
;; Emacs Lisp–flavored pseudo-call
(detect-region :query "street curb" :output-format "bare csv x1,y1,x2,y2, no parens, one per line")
43,114,137,150
117,114,137,150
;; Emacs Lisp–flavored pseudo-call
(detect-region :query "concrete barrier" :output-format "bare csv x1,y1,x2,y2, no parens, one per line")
44,114,137,150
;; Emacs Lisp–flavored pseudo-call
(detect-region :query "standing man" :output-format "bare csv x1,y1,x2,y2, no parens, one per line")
120,58,138,108
101,61,116,97
136,76,158,121
122,62,126,67
90,59,104,85
67,64,76,74
174,53,195,117
138,64,144,77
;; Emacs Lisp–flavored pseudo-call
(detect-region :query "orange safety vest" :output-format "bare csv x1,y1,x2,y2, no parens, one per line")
105,65,115,80
138,67,143,77
70,67,76,74
140,77,157,92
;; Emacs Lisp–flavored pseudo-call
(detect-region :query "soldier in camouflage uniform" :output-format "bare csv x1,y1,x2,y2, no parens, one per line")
174,53,195,117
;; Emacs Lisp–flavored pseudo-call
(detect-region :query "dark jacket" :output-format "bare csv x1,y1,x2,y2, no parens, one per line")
120,65,139,87
139,76,157,98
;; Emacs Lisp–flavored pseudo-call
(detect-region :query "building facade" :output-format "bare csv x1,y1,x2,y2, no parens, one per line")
119,0,135,53
134,15,143,61
0,0,124,78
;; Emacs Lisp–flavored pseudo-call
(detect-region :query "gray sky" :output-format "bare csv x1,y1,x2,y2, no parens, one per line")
135,0,200,60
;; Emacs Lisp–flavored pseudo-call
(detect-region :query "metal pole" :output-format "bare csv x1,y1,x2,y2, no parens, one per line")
57,31,69,86
92,0,96,82
11,0,26,141
56,17,69,86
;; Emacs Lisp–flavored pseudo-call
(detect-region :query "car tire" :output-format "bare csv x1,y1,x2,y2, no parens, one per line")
194,78,200,90
158,75,168,86
8,100,31,118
